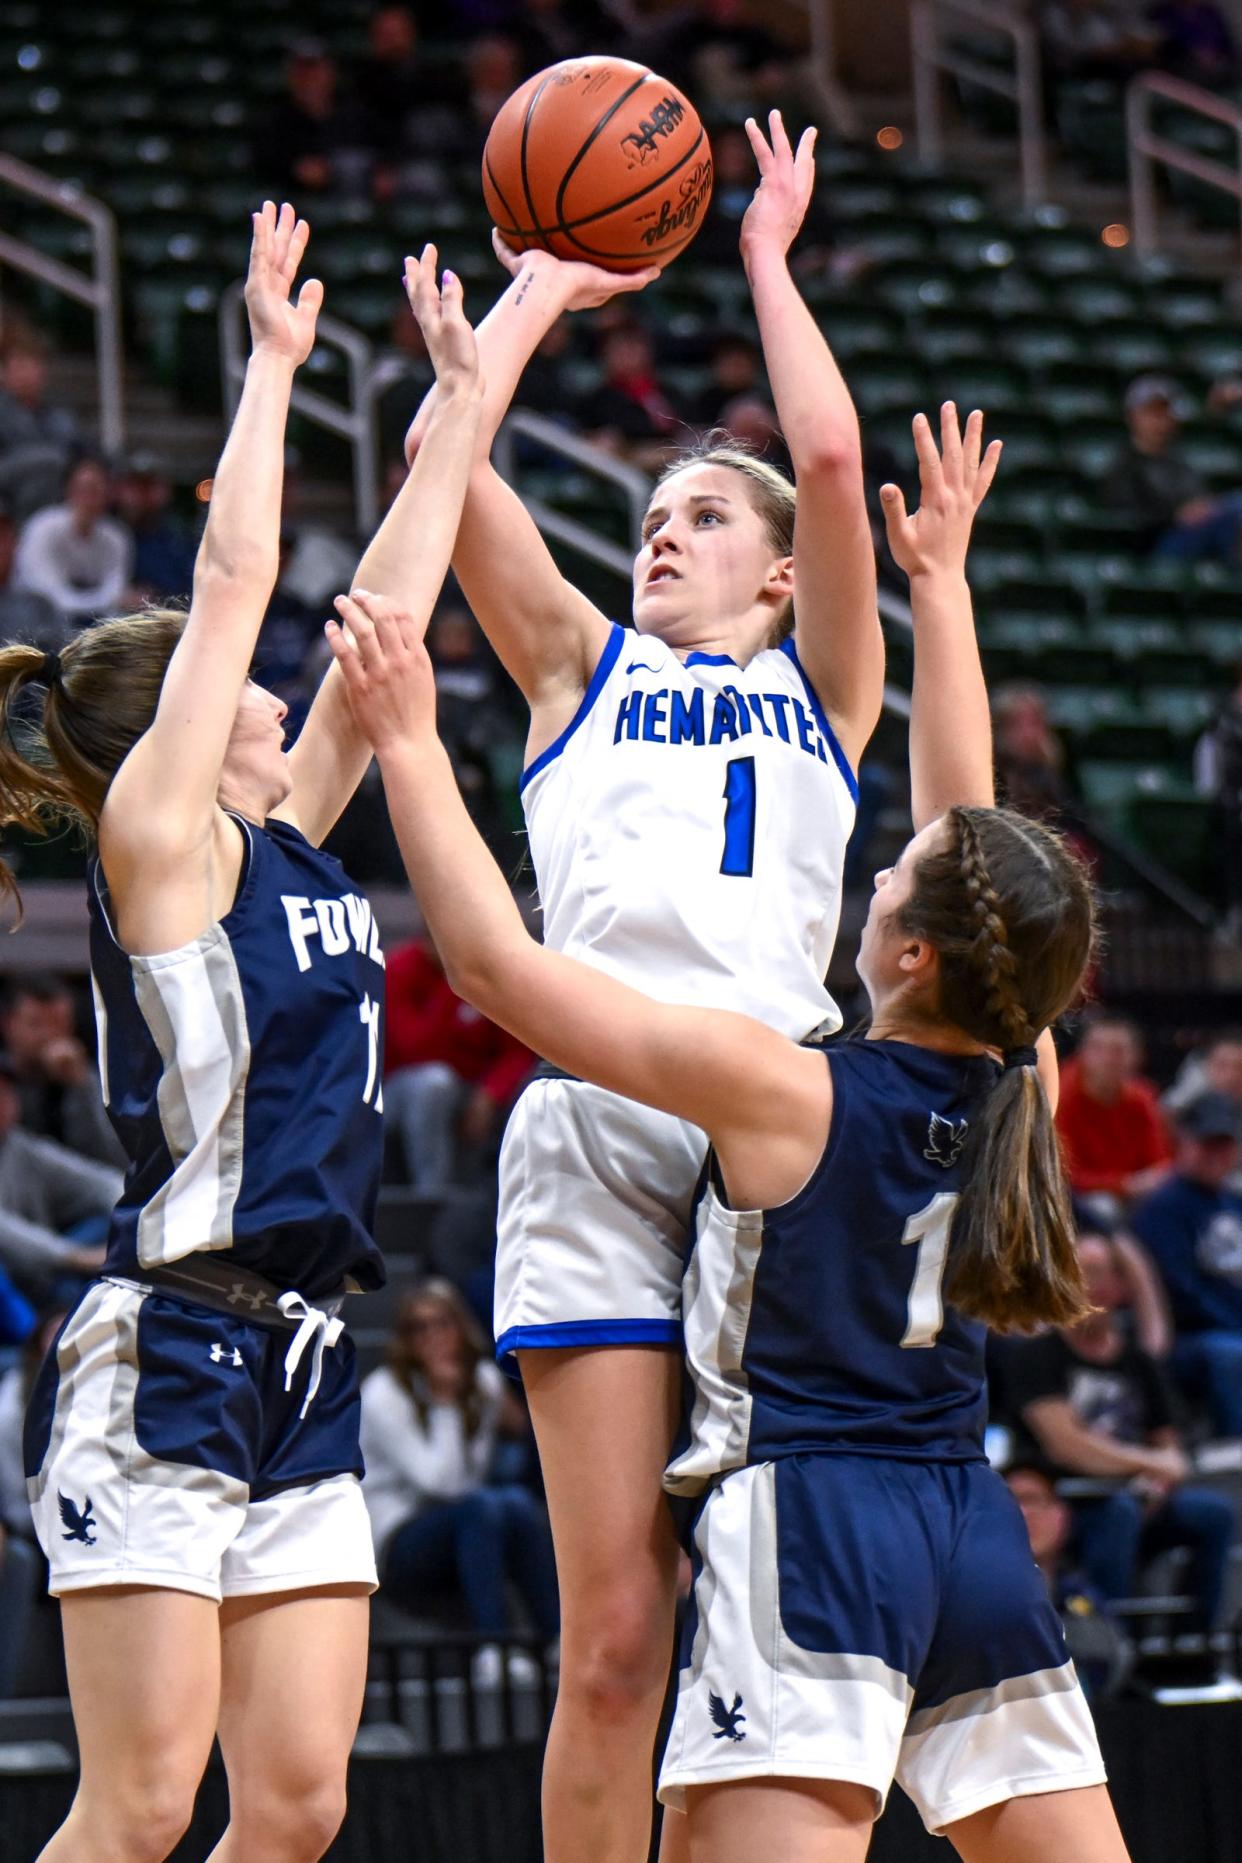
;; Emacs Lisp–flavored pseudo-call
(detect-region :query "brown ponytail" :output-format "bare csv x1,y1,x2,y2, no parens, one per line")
0,609,186,921
899,805,1097,1333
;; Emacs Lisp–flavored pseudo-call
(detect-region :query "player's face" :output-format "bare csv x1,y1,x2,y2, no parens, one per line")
632,464,790,645
219,681,292,817
856,817,946,1005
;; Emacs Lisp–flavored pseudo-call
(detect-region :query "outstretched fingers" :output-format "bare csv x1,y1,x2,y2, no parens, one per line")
974,437,1004,506
939,401,964,488
744,114,773,174
911,411,944,501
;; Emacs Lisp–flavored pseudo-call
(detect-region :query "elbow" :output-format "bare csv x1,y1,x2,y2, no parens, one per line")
441,950,500,1020
796,431,863,482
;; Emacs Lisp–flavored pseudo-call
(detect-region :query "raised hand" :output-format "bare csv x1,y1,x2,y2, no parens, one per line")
881,403,1002,582
244,200,323,366
491,228,660,312
324,588,436,755
740,110,818,261
403,245,481,400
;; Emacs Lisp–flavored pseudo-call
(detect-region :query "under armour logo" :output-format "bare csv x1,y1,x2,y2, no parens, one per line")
58,1491,97,1546
924,1111,968,1169
210,1343,244,1367
708,1690,746,1742
225,1282,267,1312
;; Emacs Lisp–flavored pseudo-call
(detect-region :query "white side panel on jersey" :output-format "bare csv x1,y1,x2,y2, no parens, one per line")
131,930,251,1265
665,1187,765,1496
89,970,110,1109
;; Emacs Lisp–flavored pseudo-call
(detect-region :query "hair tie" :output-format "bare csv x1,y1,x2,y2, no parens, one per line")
38,649,62,688
1003,1045,1039,1071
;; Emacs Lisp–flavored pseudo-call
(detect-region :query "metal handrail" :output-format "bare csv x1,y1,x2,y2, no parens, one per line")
1127,71,1242,258
911,0,1047,207
0,153,124,454
218,279,381,534
493,406,652,573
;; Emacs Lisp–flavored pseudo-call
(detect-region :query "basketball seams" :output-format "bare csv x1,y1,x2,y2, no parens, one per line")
495,131,710,264
519,74,556,246
552,69,652,231
484,150,523,244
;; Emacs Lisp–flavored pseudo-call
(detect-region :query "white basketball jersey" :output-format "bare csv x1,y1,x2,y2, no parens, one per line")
522,624,857,1040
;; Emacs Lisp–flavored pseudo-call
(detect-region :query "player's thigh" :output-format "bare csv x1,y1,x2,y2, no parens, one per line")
682,1779,874,1863
62,1586,221,1805
946,1784,1130,1863
216,1585,371,1799
519,1344,682,1617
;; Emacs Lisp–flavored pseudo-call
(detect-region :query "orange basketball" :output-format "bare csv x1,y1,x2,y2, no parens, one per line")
482,57,713,274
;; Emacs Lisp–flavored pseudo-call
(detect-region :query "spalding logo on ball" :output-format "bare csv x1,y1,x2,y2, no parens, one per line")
483,56,713,274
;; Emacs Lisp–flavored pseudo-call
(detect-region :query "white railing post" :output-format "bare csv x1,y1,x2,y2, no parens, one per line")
1126,71,1242,259
910,0,1047,208
0,154,125,455
220,282,380,534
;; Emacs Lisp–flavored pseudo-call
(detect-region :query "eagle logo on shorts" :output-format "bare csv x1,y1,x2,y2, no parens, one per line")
924,1111,969,1169
708,1690,747,1742
58,1491,97,1546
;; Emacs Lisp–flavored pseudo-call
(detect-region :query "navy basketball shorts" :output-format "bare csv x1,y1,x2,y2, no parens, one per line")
23,1278,377,1602
659,1455,1106,1834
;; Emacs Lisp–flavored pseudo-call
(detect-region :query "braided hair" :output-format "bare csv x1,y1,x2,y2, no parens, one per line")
898,805,1097,1333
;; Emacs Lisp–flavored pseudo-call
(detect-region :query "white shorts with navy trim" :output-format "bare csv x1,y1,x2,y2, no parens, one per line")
494,1078,706,1367
659,1458,1107,1834
24,1278,377,1602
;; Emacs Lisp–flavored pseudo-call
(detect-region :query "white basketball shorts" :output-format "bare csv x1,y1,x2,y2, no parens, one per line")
494,1077,706,1366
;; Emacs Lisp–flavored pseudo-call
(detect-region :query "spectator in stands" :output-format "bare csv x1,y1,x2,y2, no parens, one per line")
582,321,683,470
1104,376,1242,562
0,331,79,525
13,457,132,623
1005,1460,1130,1700
360,1279,558,1683
354,5,453,166
0,503,62,649
1,975,122,1167
1056,1014,1174,1201
460,34,526,160
384,937,533,1191
278,451,358,610
1005,1232,1235,1635
686,333,765,429
0,1052,118,1298
112,452,197,607
1150,0,1238,85
1194,660,1242,934
251,41,371,197
1132,1092,1242,1438
1165,1028,1242,1148
993,682,1073,823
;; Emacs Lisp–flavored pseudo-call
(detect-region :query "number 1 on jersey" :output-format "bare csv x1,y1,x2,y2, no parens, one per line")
720,756,757,877
900,1192,958,1348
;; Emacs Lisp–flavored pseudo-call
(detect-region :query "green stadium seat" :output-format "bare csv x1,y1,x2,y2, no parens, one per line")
978,575,1089,623
1189,619,1242,667
848,358,928,415
1140,690,1216,741
1038,363,1123,422
1018,226,1112,278
812,303,906,360
843,213,935,264
1101,580,1189,619
1081,706,1178,762
1178,423,1242,481
1061,420,1128,479
1053,511,1151,557
1129,792,1214,887
1088,318,1177,375
869,259,962,315
962,270,1054,318
1000,316,1084,370
1145,280,1224,329
1058,277,1145,323
968,410,1059,470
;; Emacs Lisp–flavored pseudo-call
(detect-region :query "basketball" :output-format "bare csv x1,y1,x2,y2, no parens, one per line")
482,56,713,274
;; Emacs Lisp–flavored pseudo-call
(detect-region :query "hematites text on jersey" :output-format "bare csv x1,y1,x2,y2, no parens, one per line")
613,684,832,762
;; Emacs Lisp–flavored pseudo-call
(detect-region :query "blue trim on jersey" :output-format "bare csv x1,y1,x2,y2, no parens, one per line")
519,624,626,793
778,636,860,804
684,651,739,668
496,1317,682,1376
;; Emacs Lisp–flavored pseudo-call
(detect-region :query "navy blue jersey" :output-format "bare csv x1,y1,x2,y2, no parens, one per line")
87,814,386,1299
666,1039,998,1495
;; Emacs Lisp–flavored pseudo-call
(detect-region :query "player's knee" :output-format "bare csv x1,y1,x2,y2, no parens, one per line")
90,1773,198,1861
231,1775,348,1860
564,1587,670,1720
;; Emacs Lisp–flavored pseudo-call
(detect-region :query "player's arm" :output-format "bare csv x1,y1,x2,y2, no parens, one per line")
881,403,1002,830
403,242,655,708
324,591,829,1206
741,113,884,773
275,249,484,844
102,204,318,889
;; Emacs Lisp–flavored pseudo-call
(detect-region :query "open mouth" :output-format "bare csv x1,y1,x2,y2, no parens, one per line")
647,565,680,587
